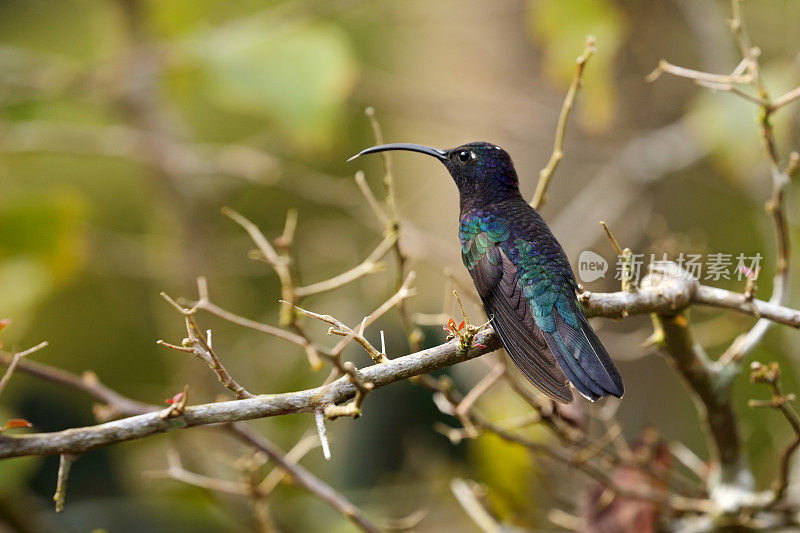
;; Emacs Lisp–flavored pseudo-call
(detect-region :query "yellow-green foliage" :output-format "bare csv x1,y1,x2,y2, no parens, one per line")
527,0,628,132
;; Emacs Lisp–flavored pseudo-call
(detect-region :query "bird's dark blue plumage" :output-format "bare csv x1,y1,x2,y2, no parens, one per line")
350,141,624,403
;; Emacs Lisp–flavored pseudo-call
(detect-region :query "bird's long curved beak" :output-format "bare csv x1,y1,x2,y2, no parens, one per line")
347,143,447,162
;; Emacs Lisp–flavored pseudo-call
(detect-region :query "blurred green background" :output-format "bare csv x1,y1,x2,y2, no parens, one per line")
0,0,799,531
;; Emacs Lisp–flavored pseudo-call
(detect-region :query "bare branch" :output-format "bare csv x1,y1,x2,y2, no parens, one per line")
258,433,319,495
749,362,800,505
145,449,254,496
191,282,309,346
6,261,800,460
295,232,396,297
654,313,744,483
222,207,298,327
363,107,424,352
0,352,153,418
229,424,382,533
53,454,76,513
450,478,504,533
0,328,500,459
0,341,48,398
354,170,390,228
649,0,793,369
532,35,595,210
645,59,753,85
771,85,800,111
159,292,255,400
694,79,768,106
582,272,800,327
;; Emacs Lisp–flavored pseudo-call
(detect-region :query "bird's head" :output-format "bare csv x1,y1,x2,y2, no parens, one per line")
349,141,522,207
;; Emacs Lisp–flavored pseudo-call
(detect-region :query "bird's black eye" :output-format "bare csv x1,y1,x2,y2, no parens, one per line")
458,150,471,162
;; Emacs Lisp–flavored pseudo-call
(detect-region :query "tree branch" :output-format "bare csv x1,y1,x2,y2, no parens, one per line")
228,425,382,533
0,329,500,459
3,268,800,460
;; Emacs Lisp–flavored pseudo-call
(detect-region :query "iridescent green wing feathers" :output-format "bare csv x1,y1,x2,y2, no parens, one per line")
460,212,624,403
460,218,573,403
511,235,624,401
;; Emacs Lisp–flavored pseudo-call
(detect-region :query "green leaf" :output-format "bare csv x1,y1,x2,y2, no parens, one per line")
184,18,357,147
0,191,87,317
0,191,86,280
467,388,546,520
526,0,627,132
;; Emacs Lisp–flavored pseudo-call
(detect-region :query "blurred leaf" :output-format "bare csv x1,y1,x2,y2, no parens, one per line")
0,318,9,348
468,388,547,520
147,0,224,37
469,432,535,519
0,258,52,317
0,190,87,280
687,60,798,184
0,191,87,319
527,0,627,132
185,17,357,147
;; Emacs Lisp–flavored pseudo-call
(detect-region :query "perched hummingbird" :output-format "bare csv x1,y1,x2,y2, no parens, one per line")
350,142,624,403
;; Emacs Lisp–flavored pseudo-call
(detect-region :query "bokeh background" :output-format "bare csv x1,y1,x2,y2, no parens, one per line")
1,0,799,531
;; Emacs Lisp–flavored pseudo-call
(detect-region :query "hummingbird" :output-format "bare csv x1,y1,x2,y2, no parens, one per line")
349,142,624,403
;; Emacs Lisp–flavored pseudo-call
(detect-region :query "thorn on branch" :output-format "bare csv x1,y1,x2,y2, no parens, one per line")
314,409,332,460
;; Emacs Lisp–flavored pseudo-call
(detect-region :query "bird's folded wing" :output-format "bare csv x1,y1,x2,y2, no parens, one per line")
462,233,573,403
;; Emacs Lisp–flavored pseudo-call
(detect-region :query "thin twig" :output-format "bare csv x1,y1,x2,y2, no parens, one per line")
354,170,391,228
531,35,596,209
53,454,76,513
0,341,48,398
364,106,423,351
145,449,254,496
295,232,396,297
229,424,382,533
159,292,255,400
749,362,800,505
259,433,319,495
770,85,800,111
450,478,503,533
645,59,753,85
223,207,297,327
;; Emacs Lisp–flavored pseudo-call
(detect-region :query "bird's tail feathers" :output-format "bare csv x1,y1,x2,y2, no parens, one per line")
544,300,624,402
